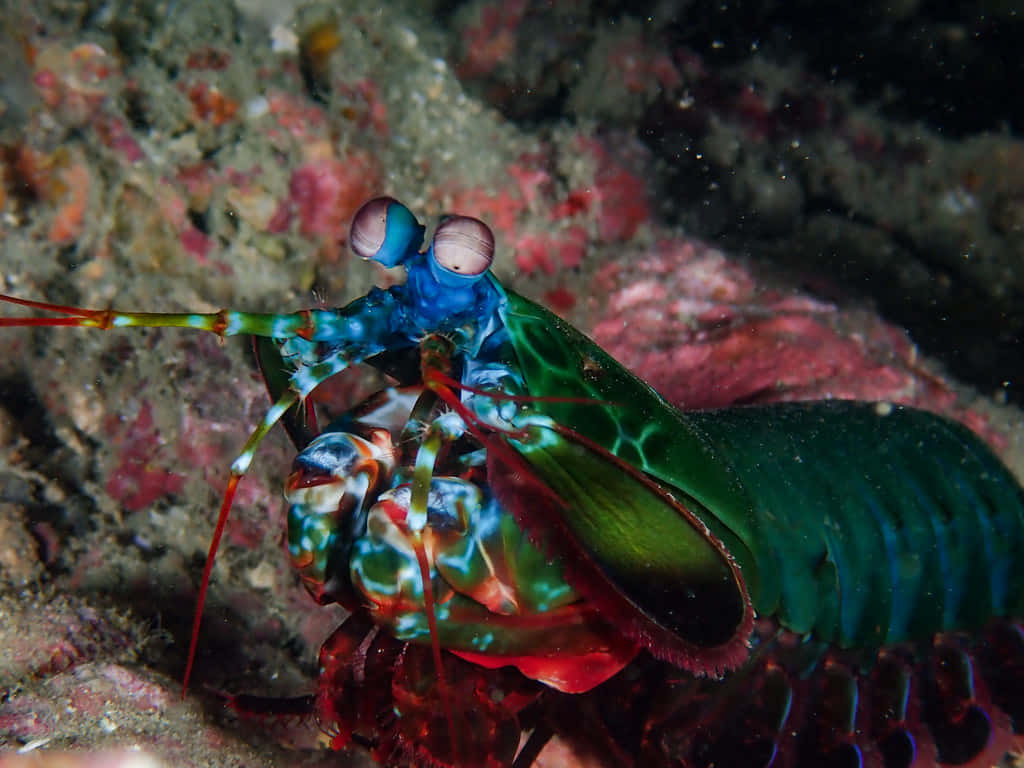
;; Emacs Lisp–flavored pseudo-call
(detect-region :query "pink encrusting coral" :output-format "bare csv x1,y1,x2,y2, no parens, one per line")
103,401,186,513
264,90,331,144
183,80,240,127
272,149,380,258
446,183,528,242
512,227,586,276
32,42,122,126
557,135,652,242
588,235,1003,449
443,137,653,292
0,590,280,765
454,0,528,79
0,598,134,681
94,114,145,164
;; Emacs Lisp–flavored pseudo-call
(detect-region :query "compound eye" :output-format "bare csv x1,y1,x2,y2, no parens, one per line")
350,197,425,267
349,197,393,260
431,216,494,276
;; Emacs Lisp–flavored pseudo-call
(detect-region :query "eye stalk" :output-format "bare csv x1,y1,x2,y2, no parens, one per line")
349,197,425,267
427,216,495,288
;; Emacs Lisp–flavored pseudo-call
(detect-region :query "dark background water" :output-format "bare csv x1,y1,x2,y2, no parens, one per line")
437,0,1024,404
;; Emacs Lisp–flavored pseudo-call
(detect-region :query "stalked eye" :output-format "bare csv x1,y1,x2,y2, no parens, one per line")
429,216,494,284
349,197,425,267
349,197,391,260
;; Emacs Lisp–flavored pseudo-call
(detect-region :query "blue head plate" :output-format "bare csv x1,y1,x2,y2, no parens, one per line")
406,214,497,327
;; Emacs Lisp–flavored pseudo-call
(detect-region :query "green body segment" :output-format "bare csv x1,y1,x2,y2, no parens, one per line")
515,429,749,651
684,403,1024,645
499,284,1024,649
